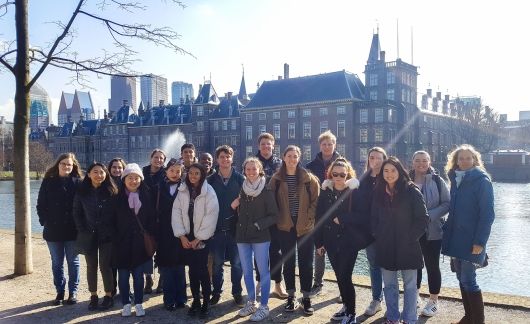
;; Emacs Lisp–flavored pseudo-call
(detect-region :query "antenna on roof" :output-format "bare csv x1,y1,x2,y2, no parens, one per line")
411,26,414,65
396,19,400,59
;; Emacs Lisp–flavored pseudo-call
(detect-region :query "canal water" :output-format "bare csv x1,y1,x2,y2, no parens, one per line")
0,181,529,297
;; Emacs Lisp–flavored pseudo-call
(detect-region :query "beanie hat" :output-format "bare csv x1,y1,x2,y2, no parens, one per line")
122,163,144,180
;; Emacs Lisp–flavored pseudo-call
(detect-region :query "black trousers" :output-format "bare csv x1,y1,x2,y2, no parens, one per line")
186,242,211,300
278,228,313,296
255,226,283,283
417,234,442,294
328,249,359,316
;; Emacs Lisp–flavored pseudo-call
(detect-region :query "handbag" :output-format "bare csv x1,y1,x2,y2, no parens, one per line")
133,212,157,258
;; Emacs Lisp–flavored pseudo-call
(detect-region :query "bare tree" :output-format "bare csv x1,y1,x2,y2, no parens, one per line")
29,141,54,179
453,104,500,152
0,0,190,275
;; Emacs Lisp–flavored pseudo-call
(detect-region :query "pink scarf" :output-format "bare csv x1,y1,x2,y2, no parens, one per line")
126,190,142,215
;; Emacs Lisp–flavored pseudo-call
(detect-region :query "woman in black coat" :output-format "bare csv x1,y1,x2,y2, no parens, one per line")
37,152,82,305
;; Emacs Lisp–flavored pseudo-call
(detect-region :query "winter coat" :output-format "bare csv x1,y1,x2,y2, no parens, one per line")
171,180,219,241
155,180,182,267
269,167,320,237
37,176,80,242
142,165,165,202
410,168,450,240
442,167,494,265
235,186,278,244
306,151,342,183
371,183,428,271
256,152,282,178
113,185,157,269
207,168,244,233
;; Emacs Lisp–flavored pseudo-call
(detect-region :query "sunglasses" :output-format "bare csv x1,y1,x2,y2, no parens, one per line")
332,172,347,178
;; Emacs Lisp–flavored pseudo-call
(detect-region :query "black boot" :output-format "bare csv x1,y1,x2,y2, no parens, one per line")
199,298,209,319
188,298,201,316
52,292,64,306
144,274,153,294
452,285,472,324
468,290,485,324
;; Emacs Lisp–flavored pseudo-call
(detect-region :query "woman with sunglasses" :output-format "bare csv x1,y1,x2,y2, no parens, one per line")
315,158,373,324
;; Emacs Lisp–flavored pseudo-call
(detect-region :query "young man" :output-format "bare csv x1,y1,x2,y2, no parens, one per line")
199,152,216,177
306,130,342,297
180,143,198,176
207,145,245,307
256,132,282,178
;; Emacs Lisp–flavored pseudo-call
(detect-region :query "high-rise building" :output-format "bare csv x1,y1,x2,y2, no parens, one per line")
141,74,168,109
171,81,194,105
108,76,137,113
29,82,52,130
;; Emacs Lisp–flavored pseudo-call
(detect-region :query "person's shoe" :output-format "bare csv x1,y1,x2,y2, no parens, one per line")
144,275,153,294
421,299,439,317
234,294,245,307
111,288,117,298
331,305,347,321
64,293,77,305
188,299,201,316
52,292,64,306
135,303,145,317
255,281,261,297
284,296,299,312
250,304,269,322
341,313,357,324
121,304,132,317
273,282,288,299
238,300,257,317
199,300,209,319
309,283,323,297
175,302,186,309
382,320,399,324
302,297,314,315
99,295,114,310
164,303,176,311
363,300,382,316
88,295,98,311
209,293,221,305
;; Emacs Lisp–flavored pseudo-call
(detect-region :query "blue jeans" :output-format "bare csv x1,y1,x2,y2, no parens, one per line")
47,241,80,294
160,266,187,306
453,258,480,292
382,268,418,324
365,242,383,301
118,262,148,305
238,242,271,306
211,231,243,296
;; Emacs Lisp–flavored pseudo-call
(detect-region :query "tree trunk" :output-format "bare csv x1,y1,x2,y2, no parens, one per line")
13,0,33,275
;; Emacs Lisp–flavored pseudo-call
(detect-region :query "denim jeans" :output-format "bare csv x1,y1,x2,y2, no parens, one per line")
255,226,283,283
278,228,313,298
382,268,418,324
238,242,271,306
160,265,187,306
46,241,80,294
365,242,383,301
118,261,148,305
453,258,480,292
211,231,243,296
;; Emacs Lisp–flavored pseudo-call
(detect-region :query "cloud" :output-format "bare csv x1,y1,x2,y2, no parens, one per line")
0,98,14,122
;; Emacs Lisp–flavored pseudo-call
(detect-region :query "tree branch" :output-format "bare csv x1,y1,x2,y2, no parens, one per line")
0,0,15,18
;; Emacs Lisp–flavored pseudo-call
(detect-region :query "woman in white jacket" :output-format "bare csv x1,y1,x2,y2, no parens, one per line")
172,163,219,319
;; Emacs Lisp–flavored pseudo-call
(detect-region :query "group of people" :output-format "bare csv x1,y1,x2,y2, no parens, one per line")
37,129,494,324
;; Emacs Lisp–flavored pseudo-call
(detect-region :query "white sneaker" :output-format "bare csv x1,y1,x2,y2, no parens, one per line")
121,304,132,317
238,300,257,317
250,304,269,322
341,313,357,324
421,299,439,317
135,303,145,317
364,300,382,316
273,282,288,299
331,305,347,321
255,282,261,297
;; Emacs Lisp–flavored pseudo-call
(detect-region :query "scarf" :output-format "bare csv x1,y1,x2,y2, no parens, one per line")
242,176,266,197
455,170,467,188
126,190,142,215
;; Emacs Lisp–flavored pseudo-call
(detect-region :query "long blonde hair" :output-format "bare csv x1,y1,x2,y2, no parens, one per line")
445,144,485,174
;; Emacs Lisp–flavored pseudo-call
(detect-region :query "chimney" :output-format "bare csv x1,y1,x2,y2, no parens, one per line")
122,99,129,107
185,94,190,104
159,99,165,106
278,76,282,80
436,92,442,100
427,89,432,97
444,94,450,101
227,92,233,100
380,51,386,62
284,63,289,79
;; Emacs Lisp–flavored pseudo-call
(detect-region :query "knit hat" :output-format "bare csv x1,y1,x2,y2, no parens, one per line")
122,163,144,180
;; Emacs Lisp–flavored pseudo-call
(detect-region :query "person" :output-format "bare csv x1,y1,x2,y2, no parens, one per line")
199,152,216,177
442,145,494,324
207,145,245,307
306,130,341,297
254,132,287,299
371,157,428,324
409,151,450,317
269,145,320,315
113,163,157,317
314,158,374,324
172,163,219,319
142,149,167,294
37,152,82,305
181,143,198,175
73,162,118,311
361,147,388,316
234,157,279,322
155,158,187,311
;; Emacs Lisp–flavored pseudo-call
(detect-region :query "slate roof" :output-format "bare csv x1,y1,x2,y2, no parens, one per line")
111,104,138,124
367,33,381,64
134,104,192,126
245,70,365,109
57,122,75,137
195,83,220,105
210,96,242,118
74,120,99,136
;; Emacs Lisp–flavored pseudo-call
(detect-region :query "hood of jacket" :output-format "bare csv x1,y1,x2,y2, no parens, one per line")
321,178,359,191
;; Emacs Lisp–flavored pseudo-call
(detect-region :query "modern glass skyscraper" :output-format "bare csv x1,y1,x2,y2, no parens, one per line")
108,76,137,113
30,83,51,130
140,74,168,109
171,81,194,105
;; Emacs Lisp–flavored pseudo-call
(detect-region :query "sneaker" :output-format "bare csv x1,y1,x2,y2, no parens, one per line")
234,294,245,307
164,303,176,311
284,296,299,312
255,282,261,297
341,313,357,324
238,300,257,317
331,305,347,321
250,304,270,322
64,293,77,305
302,297,314,315
121,304,132,317
88,295,99,311
309,283,323,297
52,292,64,306
421,299,439,317
273,282,288,299
188,299,201,316
210,294,221,305
144,275,153,294
363,300,382,316
135,303,145,317
199,300,209,319
99,295,114,310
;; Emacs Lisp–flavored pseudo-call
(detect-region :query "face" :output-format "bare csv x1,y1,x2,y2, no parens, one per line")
259,139,274,157
110,161,124,177
368,151,385,173
412,153,431,175
88,165,106,187
182,148,195,164
217,151,233,169
199,154,213,171
187,167,202,186
244,161,260,182
457,150,475,171
58,158,73,177
383,163,399,186
320,139,335,157
150,152,165,169
331,166,347,187
166,165,182,182
283,150,300,169
124,173,142,192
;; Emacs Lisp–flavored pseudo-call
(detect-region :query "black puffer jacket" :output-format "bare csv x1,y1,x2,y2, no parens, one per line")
155,180,182,267
37,176,80,242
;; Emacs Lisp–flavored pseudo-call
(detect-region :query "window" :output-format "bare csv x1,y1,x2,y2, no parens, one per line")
337,120,346,137
259,125,266,134
320,121,328,134
231,135,238,146
303,145,312,161
387,71,395,84
288,110,296,118
369,74,378,86
288,123,296,139
319,107,328,116
303,122,311,138
196,120,204,131
303,109,311,117
360,129,368,143
336,144,345,156
231,119,237,130
273,111,280,119
337,106,346,115
246,126,253,141
273,124,280,139
197,106,204,116
259,113,266,121
130,136,135,148
360,148,368,162
402,89,407,102
213,121,219,131
274,146,280,157
370,90,378,100
388,109,394,122
245,113,252,121
387,89,395,101
222,120,228,131
246,146,253,157
375,108,384,123
375,128,383,142
360,109,368,123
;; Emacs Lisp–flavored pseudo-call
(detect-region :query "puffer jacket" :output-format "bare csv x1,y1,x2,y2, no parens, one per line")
235,185,278,244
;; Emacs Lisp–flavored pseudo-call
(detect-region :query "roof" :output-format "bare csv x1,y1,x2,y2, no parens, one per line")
245,70,365,109
134,104,192,126
57,122,75,137
367,33,381,64
211,96,242,118
74,119,99,135
111,104,137,124
195,83,220,105
75,91,94,109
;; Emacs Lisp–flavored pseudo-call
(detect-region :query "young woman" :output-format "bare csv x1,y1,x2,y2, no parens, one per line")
73,162,118,311
233,157,279,322
37,152,82,305
114,163,157,317
442,145,494,324
372,157,428,324
410,151,450,317
269,145,320,315
314,158,373,324
155,158,187,311
172,163,219,319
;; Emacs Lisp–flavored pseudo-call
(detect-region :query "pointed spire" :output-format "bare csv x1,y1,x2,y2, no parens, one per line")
367,31,381,64
238,64,248,101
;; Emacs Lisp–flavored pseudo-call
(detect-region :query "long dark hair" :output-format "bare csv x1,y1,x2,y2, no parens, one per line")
185,163,207,195
373,156,412,201
44,152,82,179
79,162,118,196
107,157,126,174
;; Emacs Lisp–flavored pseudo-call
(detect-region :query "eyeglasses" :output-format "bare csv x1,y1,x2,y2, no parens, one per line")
332,172,347,178
59,162,73,167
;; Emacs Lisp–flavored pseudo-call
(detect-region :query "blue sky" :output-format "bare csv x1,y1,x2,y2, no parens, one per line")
1,0,529,123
